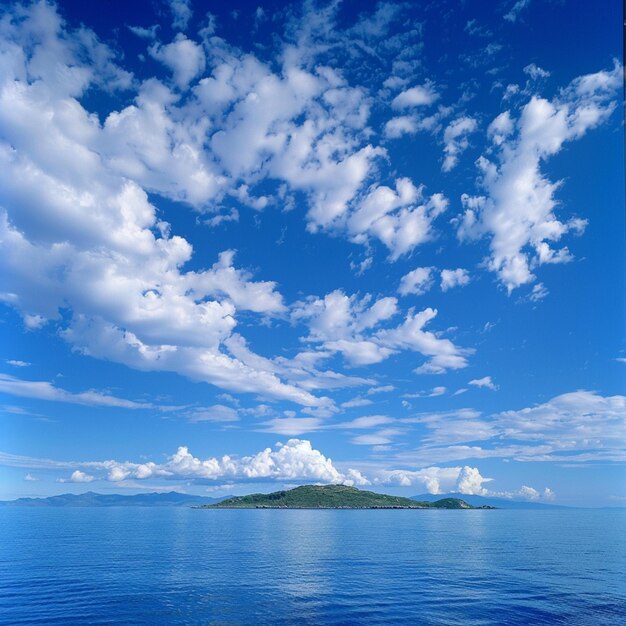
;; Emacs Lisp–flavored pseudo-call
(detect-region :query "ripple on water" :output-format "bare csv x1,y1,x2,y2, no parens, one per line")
0,508,625,625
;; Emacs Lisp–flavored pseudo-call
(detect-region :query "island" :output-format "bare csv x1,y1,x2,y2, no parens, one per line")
194,484,495,509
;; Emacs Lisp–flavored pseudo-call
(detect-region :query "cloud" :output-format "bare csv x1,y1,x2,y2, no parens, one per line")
294,292,469,373
524,63,550,80
169,0,192,31
186,404,239,423
347,182,448,260
457,62,620,292
6,360,30,367
127,25,159,40
391,83,439,109
504,0,531,23
61,470,94,483
0,374,158,409
335,415,395,429
351,428,401,445
440,268,470,291
377,308,471,374
0,439,371,486
380,465,492,494
340,397,373,409
0,1,458,410
149,35,205,88
260,418,324,436
469,376,498,391
441,117,477,172
367,385,395,395
398,267,434,296
394,390,626,467
24,473,39,481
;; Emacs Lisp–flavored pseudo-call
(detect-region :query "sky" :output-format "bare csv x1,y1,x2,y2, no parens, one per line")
0,0,624,506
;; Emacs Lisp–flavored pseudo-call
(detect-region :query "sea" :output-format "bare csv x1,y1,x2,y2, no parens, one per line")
0,508,624,625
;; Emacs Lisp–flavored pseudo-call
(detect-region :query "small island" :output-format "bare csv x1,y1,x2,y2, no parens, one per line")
194,484,495,509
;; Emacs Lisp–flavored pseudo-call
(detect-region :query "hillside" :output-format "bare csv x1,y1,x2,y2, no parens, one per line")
410,493,570,510
197,485,480,509
0,491,231,507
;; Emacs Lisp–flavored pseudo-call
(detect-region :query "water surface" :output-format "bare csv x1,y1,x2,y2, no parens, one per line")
1,508,624,624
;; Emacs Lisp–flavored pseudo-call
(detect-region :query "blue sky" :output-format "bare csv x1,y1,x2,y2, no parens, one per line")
0,0,624,506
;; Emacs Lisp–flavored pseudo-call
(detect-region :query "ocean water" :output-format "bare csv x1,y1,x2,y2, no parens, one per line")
0,508,624,625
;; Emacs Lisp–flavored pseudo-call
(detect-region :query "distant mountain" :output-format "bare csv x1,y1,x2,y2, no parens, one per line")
410,493,570,510
199,485,483,509
0,491,232,507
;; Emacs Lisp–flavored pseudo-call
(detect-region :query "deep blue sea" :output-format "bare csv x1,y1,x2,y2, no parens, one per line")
1,508,624,625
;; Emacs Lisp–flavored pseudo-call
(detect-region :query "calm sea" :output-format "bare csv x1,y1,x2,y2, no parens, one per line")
0,508,624,625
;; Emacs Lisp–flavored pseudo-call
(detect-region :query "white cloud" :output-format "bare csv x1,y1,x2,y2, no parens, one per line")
149,35,206,88
336,415,395,429
442,116,477,172
504,0,531,23
186,405,239,423
348,181,448,260
340,397,373,409
398,267,434,296
384,115,417,138
127,25,159,40
0,439,372,486
527,283,548,302
377,308,470,374
65,470,94,483
169,0,193,31
24,473,39,481
458,62,620,292
391,83,439,109
381,465,492,494
351,428,401,446
0,374,158,409
469,376,498,391
524,63,550,80
293,292,468,373
6,360,30,367
440,268,470,291
395,390,626,467
260,418,324,436
367,385,395,395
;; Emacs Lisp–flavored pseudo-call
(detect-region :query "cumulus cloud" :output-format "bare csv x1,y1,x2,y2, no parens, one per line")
381,465,492,494
347,181,448,260
8,439,370,486
149,35,206,88
440,268,470,291
458,62,620,292
169,0,192,31
442,116,477,172
24,473,39,481
391,83,439,109
469,376,498,391
398,267,434,296
293,292,468,373
62,470,94,483
0,2,351,409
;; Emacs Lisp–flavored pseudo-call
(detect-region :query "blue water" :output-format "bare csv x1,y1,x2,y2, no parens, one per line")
1,508,624,625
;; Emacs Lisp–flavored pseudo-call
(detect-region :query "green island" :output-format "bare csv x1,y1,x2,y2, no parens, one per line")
194,484,495,509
